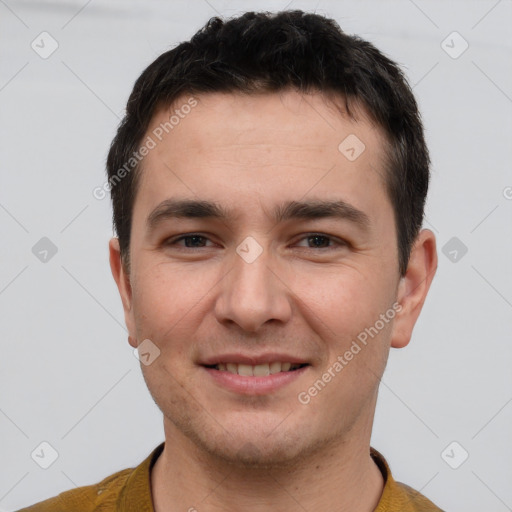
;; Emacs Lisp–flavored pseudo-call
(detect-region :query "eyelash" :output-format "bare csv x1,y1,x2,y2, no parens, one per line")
165,233,347,250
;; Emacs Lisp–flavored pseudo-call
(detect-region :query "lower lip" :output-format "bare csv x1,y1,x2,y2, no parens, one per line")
202,366,309,395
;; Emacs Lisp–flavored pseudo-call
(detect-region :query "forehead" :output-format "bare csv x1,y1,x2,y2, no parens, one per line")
134,90,391,225
148,90,385,158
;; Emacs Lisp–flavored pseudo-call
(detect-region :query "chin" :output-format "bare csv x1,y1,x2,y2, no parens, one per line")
191,418,331,469
207,437,306,469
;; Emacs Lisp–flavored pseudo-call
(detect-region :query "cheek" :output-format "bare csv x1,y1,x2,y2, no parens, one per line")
294,267,396,357
130,262,208,341
301,271,394,403
300,267,388,321
133,271,193,354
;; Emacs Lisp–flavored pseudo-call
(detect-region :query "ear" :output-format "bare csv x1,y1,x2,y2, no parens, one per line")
109,237,137,348
391,229,438,349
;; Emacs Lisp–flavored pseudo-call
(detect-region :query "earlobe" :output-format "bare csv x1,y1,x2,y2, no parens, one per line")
391,229,438,349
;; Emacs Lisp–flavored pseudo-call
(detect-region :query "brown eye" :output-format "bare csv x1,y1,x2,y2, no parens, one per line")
306,235,331,248
295,233,346,249
167,234,212,248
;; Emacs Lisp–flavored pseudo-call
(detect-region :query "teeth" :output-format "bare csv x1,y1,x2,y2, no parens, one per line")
213,362,304,375
237,364,253,376
253,363,270,376
269,361,282,374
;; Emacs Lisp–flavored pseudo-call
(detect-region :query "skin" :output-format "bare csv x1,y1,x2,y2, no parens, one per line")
109,90,437,512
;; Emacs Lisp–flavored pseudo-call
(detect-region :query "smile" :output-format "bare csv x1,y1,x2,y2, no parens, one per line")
205,362,308,376
202,363,310,395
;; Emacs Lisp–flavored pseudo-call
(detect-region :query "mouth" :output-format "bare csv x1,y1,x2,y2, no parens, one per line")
200,356,311,395
199,353,312,394
203,362,309,376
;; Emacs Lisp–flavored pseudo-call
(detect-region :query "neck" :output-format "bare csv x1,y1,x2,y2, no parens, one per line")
151,419,384,512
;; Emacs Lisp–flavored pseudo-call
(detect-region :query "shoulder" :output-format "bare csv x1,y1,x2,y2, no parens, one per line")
394,481,445,511
17,442,163,512
370,446,445,512
16,467,133,512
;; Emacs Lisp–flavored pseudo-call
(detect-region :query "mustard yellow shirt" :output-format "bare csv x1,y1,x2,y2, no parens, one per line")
17,443,444,511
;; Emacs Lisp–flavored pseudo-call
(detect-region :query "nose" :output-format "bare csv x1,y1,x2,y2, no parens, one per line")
214,246,292,333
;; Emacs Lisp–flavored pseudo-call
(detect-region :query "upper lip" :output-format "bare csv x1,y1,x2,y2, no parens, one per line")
200,353,310,366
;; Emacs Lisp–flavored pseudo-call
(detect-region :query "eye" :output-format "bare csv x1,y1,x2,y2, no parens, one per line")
163,233,347,251
166,234,214,248
294,233,346,249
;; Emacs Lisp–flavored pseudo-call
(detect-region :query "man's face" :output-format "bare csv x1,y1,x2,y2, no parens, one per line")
114,90,405,465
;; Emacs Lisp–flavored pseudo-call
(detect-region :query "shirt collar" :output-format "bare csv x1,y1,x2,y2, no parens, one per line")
116,443,414,511
116,442,164,511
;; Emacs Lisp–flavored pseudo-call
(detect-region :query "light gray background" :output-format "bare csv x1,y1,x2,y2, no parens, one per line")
1,0,511,511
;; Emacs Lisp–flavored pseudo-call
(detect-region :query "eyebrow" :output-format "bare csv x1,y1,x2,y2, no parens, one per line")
146,198,371,233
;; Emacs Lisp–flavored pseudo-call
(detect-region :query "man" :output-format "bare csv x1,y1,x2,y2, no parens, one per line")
20,10,442,512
